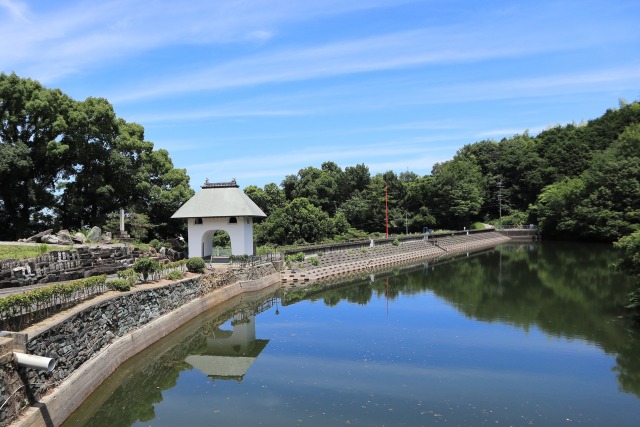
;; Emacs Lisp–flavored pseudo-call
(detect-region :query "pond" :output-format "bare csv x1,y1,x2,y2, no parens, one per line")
64,242,640,426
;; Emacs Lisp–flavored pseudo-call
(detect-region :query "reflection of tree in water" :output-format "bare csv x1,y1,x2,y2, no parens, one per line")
310,242,640,398
67,293,278,427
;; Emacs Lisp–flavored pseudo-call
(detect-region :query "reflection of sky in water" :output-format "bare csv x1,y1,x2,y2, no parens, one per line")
133,287,640,427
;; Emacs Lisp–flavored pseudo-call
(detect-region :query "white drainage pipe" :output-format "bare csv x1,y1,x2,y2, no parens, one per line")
13,352,57,372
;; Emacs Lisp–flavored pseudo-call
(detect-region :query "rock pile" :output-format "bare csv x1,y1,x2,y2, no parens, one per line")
18,227,113,245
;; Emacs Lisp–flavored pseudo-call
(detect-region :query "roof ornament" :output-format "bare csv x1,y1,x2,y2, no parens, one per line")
202,178,240,189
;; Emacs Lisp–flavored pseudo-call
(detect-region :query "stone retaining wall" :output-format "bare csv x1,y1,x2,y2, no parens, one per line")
282,231,511,284
0,264,278,427
0,246,142,289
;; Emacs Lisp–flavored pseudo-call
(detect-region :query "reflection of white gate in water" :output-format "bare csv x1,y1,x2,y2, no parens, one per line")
184,296,278,381
185,313,270,382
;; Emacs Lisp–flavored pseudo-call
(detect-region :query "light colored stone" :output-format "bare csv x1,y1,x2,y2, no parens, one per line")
41,234,60,244
100,231,112,244
56,230,74,245
72,232,86,243
87,226,101,242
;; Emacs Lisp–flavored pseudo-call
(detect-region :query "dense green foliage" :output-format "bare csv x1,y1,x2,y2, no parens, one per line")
3,72,639,247
186,257,205,273
614,231,640,313
0,73,194,241
133,257,160,282
106,279,133,292
246,101,640,246
0,275,107,323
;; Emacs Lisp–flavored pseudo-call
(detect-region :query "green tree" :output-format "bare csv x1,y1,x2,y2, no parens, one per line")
244,183,285,217
0,73,192,240
429,159,484,229
0,72,72,238
254,198,333,245
338,191,376,231
340,163,371,201
133,148,193,239
534,122,640,241
533,177,585,238
614,230,640,313
57,96,120,228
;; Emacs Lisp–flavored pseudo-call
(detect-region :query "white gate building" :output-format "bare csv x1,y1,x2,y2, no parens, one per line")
171,180,266,258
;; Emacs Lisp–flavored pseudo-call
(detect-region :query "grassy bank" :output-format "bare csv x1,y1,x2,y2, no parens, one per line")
0,244,70,260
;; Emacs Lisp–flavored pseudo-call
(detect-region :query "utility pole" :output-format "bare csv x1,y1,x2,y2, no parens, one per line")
405,211,408,235
385,183,389,238
497,179,504,229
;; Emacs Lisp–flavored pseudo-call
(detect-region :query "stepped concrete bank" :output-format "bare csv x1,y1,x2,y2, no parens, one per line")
282,231,510,284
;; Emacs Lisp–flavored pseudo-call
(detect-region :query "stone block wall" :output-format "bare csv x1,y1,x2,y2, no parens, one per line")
0,246,142,289
0,263,277,426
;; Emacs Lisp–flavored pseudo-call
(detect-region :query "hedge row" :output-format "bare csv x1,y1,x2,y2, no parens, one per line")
0,275,107,321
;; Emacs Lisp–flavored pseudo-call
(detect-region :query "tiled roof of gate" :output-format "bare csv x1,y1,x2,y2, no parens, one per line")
171,185,266,219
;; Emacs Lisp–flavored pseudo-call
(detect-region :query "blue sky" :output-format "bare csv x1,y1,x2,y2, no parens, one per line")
1,0,639,189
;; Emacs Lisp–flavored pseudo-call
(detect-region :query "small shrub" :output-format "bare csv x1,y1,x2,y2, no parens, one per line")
392,238,400,246
186,257,205,273
166,270,183,280
117,268,138,285
107,279,132,292
308,257,319,266
133,257,160,282
38,243,48,256
285,252,305,265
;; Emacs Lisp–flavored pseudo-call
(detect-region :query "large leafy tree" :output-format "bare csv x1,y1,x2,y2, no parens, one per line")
0,73,192,240
535,122,640,241
244,183,285,217
134,148,193,239
495,133,546,212
0,73,73,238
57,97,120,228
254,198,334,245
428,159,484,230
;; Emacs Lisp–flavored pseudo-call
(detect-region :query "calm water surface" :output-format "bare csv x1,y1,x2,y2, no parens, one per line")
64,242,640,426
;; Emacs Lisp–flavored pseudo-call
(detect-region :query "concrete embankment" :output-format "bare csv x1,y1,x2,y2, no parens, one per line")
281,231,510,284
3,264,280,427
4,231,509,426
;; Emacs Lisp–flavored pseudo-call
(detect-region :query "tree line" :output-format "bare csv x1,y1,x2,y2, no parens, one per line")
0,73,194,241
3,72,639,249
245,100,640,246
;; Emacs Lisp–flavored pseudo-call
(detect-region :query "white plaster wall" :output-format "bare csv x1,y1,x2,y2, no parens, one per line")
243,217,254,255
187,217,255,257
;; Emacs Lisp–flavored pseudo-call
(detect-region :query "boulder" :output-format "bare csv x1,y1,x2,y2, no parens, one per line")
72,232,86,244
41,234,60,244
56,230,74,245
101,231,112,244
24,229,54,243
87,226,101,243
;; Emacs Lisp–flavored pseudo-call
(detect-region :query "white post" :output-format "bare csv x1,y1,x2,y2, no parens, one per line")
119,208,125,233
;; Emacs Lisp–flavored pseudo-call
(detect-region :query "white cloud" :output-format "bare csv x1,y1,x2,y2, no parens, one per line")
0,0,414,82
0,0,28,21
112,23,616,102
